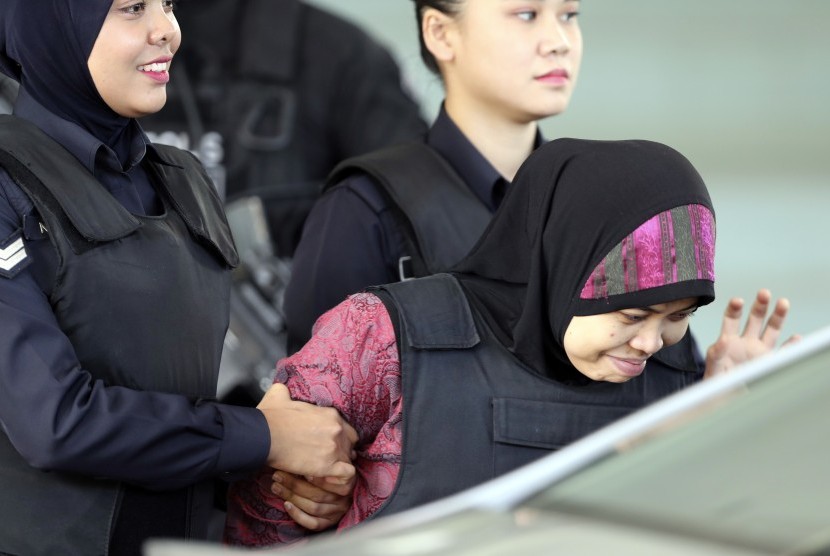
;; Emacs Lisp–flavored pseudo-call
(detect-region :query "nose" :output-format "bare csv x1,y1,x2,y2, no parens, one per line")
629,325,665,356
539,17,571,56
149,7,178,45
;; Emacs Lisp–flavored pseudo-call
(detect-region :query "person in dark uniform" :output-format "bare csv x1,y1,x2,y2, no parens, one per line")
226,138,797,546
0,1,356,554
139,0,428,256
138,0,429,408
283,0,582,352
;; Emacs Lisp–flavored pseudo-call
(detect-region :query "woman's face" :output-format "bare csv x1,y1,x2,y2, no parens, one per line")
563,297,699,383
87,0,181,118
441,0,583,124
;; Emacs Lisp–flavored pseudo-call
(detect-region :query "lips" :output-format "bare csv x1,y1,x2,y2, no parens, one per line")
137,57,172,73
537,68,569,79
534,68,570,87
608,355,648,378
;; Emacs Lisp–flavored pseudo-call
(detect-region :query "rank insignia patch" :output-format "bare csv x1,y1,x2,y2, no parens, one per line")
0,233,29,278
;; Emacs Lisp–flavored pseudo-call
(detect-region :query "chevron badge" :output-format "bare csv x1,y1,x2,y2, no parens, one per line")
0,234,28,277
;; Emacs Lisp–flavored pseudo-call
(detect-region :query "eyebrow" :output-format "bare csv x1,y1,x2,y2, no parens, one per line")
637,302,699,314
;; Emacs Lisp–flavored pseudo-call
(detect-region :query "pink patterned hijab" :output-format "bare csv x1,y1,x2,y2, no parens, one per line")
578,203,715,312
452,138,716,379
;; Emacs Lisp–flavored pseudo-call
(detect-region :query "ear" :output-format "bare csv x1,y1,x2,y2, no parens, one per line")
422,7,457,66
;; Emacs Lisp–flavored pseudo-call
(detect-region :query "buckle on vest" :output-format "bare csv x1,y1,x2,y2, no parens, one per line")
398,256,415,282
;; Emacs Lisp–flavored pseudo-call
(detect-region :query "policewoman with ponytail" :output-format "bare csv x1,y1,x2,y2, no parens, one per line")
284,0,585,352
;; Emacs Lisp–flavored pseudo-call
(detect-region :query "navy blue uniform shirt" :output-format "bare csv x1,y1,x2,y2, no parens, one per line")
284,106,542,351
0,90,269,489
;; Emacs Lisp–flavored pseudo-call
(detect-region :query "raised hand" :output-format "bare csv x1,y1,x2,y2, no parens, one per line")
704,289,800,379
257,383,358,484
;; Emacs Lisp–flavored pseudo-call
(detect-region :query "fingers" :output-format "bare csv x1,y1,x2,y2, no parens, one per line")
271,471,353,532
272,472,352,502
283,500,342,532
740,290,791,346
760,297,790,347
259,387,358,478
283,501,326,531
741,289,772,338
718,297,745,337
720,290,789,344
344,421,359,446
326,460,357,484
704,289,796,379
256,382,291,409
319,475,356,497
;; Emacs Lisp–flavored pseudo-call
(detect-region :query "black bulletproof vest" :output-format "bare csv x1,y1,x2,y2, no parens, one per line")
370,274,698,518
327,142,493,280
0,116,238,555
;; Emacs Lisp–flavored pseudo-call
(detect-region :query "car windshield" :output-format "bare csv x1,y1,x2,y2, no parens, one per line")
523,347,830,554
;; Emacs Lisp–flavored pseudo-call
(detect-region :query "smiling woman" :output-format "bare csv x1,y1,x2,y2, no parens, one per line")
88,0,181,117
0,0,357,554
565,298,701,382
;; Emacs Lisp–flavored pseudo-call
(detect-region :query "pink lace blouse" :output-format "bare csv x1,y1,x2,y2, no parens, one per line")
224,292,403,546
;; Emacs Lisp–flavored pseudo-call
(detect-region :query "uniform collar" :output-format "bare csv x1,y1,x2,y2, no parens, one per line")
14,86,150,178
426,104,544,211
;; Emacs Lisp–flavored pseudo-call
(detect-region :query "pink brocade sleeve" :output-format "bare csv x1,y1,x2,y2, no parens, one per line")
224,292,403,547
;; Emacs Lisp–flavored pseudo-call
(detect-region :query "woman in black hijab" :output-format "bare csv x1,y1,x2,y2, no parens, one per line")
0,1,356,554
225,137,795,546
455,138,722,382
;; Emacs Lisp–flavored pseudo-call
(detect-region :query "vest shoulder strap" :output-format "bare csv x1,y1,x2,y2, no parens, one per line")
372,273,480,350
327,142,492,277
151,145,239,267
0,116,140,247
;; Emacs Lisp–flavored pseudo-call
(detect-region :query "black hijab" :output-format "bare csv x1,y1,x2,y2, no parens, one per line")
453,138,716,381
0,0,135,161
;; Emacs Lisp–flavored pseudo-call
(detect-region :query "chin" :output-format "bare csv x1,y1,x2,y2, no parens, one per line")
132,100,168,119
605,374,635,384
528,102,570,122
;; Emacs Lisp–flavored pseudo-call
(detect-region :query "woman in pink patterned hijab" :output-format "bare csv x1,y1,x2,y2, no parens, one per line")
226,139,796,547
454,138,721,384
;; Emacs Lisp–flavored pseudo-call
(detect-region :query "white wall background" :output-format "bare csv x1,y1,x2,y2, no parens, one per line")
308,0,830,348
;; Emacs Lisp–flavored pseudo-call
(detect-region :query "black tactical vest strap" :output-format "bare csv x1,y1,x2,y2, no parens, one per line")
327,142,493,279
0,116,140,248
374,273,479,350
0,116,238,268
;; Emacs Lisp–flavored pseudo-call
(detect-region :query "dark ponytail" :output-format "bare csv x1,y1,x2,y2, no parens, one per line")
411,0,464,75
